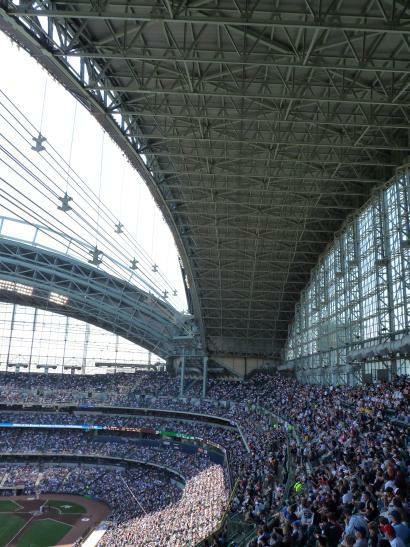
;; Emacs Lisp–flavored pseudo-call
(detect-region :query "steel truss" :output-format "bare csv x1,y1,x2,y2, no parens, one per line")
286,168,410,384
1,1,410,356
0,239,195,359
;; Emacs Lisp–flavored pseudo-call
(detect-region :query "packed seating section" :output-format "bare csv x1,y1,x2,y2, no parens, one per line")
0,371,408,546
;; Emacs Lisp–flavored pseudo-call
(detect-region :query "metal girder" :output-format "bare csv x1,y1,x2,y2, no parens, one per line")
163,186,369,197
140,154,395,167
11,5,410,34
0,239,194,359
85,85,410,107
132,135,409,152
2,0,410,357
155,172,384,182
56,50,410,76
113,110,410,129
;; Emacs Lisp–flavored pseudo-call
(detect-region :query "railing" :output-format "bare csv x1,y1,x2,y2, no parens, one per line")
197,400,299,546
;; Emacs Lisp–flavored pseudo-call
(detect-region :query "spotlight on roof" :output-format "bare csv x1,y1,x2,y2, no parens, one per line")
115,222,124,234
58,192,73,212
31,132,47,152
88,246,103,266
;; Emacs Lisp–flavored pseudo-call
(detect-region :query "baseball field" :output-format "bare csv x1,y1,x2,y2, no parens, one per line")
0,494,109,547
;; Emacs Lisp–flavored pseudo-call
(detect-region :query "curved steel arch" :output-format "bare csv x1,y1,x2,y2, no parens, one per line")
0,238,194,359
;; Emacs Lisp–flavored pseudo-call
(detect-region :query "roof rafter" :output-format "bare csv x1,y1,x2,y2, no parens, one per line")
3,0,409,356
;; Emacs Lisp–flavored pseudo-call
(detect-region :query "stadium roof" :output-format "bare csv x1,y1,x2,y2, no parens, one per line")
0,237,190,359
1,0,410,357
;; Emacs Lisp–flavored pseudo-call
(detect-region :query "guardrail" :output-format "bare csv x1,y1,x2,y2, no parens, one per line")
197,401,298,547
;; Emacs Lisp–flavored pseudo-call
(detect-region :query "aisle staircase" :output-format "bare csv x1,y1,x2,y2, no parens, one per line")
35,472,43,487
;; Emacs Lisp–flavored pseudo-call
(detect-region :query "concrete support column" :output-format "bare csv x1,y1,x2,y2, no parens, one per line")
165,357,175,375
202,355,208,398
6,303,16,369
28,308,37,373
179,348,185,397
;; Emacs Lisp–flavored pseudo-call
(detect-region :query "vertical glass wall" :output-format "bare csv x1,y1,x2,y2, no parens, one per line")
0,302,162,374
284,168,410,385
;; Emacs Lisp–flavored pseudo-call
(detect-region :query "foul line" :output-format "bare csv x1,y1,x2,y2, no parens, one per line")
5,514,35,547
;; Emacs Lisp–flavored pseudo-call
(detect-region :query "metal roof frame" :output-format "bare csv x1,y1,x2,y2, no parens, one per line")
1,0,409,356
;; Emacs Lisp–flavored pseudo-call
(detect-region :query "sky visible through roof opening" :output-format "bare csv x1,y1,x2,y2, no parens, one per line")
0,31,187,372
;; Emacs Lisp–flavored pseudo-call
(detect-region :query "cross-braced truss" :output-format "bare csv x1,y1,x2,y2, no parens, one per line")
1,0,410,357
0,239,192,358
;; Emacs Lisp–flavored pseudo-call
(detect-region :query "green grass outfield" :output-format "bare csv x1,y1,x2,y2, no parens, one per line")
16,518,72,547
45,499,86,514
0,499,22,512
0,513,26,546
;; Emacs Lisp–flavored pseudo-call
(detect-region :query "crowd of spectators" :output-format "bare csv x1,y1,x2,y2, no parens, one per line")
0,371,178,405
0,370,408,546
0,462,181,522
0,429,220,483
203,374,410,547
0,410,243,455
0,434,227,544
0,410,244,486
100,465,226,546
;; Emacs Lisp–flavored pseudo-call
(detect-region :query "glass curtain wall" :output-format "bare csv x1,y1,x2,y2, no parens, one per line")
284,167,410,385
0,302,161,374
